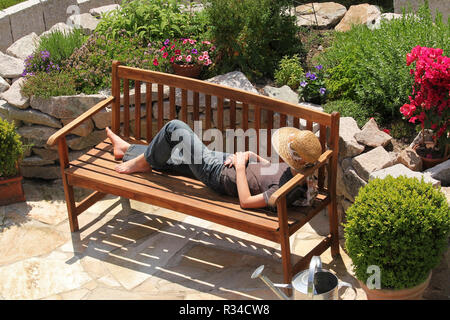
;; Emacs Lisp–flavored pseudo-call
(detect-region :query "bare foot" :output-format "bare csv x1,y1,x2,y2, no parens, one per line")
115,154,151,174
106,127,130,160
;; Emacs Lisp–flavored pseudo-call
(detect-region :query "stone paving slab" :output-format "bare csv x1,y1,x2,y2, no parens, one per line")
0,178,448,300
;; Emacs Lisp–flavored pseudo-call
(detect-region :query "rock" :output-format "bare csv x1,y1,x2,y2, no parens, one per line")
21,155,54,166
0,11,13,52
39,22,74,38
6,33,39,60
66,129,106,151
30,94,106,119
338,117,365,158
425,159,450,186
335,4,381,32
399,147,422,172
295,2,347,28
0,78,29,109
207,71,259,95
67,13,99,35
352,146,393,181
92,105,149,129
343,166,367,201
20,164,61,179
368,12,402,30
370,163,440,187
0,77,10,93
0,51,25,79
32,148,59,161
17,125,58,148
61,118,94,137
262,85,299,104
89,4,120,17
0,103,62,128
298,102,324,113
409,130,434,149
355,118,392,147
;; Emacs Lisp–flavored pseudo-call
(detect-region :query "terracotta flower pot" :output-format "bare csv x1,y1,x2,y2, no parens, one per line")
172,63,202,79
0,173,25,206
412,144,449,170
359,272,432,300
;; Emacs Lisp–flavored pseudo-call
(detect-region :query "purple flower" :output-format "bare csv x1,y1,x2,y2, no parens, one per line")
308,73,317,81
300,81,308,87
319,87,326,95
192,48,198,54
315,65,323,71
164,39,170,46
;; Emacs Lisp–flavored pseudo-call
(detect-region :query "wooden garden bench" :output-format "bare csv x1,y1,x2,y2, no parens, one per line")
47,61,340,295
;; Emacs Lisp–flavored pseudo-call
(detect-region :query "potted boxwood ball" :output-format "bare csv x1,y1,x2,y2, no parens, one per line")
344,176,450,300
0,118,25,205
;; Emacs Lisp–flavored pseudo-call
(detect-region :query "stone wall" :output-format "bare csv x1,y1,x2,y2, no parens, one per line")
0,0,120,52
394,0,450,21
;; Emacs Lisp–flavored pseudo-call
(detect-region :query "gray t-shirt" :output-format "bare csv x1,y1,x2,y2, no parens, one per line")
219,162,307,209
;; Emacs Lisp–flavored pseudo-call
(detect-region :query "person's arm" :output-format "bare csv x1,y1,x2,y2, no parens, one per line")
233,152,267,209
224,151,269,167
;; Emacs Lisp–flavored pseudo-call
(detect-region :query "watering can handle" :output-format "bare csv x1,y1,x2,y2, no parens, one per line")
338,281,358,300
307,256,322,297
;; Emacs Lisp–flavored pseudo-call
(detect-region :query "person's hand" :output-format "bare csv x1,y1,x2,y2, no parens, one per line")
224,152,250,169
233,152,247,170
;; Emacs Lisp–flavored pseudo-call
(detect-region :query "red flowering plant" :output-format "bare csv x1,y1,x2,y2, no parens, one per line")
153,38,216,69
400,46,449,158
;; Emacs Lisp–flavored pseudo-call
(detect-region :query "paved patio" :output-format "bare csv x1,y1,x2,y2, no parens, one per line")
0,178,448,300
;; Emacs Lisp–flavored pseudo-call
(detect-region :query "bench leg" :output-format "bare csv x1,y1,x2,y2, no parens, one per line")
62,179,78,232
328,201,340,257
277,197,293,296
120,197,132,214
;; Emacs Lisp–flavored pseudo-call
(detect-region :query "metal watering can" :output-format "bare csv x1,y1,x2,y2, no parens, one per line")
251,256,356,300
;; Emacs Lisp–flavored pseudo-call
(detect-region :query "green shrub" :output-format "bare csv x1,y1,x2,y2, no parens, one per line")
318,3,449,126
0,118,23,177
21,71,77,98
274,54,304,89
95,0,207,43
323,99,373,128
344,176,450,290
36,29,87,67
0,0,26,10
205,0,305,81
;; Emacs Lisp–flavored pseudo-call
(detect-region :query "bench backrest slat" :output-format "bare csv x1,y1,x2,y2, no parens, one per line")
111,61,339,192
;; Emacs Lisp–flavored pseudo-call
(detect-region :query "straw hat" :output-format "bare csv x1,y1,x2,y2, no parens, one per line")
272,127,322,171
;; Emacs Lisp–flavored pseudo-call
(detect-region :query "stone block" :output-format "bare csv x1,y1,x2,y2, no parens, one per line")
425,159,450,186
335,3,381,32
0,77,10,93
77,0,118,13
352,146,393,181
30,94,106,119
0,11,13,52
89,4,120,17
67,13,99,35
0,103,62,128
6,32,39,60
0,77,29,109
5,0,45,42
369,163,440,187
0,51,24,79
295,2,347,28
338,117,365,159
40,0,78,31
343,166,367,201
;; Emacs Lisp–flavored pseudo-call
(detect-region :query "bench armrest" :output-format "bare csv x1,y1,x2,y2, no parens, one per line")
268,149,333,207
47,96,115,146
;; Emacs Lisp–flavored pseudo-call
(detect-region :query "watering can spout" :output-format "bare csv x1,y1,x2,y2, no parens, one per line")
251,265,291,300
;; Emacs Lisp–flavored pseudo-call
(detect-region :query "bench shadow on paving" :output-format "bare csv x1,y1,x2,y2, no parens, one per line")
65,193,353,299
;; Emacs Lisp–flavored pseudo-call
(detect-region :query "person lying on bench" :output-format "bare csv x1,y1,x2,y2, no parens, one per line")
106,119,321,210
